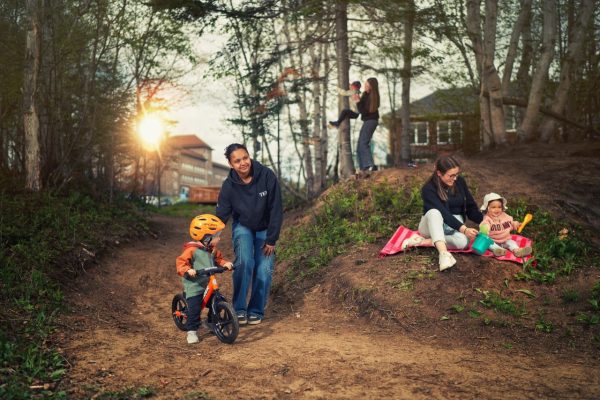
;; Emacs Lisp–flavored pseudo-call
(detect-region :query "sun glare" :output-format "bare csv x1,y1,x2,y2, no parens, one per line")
137,114,164,150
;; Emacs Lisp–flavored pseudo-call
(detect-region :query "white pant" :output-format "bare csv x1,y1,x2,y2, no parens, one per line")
489,239,519,252
418,209,469,250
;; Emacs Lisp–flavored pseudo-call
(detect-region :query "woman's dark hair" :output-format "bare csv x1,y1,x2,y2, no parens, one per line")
224,143,249,161
366,77,380,113
425,155,461,202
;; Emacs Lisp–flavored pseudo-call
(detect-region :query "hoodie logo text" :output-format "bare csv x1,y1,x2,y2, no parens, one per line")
259,191,267,197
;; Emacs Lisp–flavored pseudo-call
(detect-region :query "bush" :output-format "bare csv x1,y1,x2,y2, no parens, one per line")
0,190,148,399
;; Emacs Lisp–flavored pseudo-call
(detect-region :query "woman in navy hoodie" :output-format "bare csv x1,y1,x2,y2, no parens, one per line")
216,143,283,325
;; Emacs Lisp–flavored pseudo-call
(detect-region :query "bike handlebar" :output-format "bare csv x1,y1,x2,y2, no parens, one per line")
199,266,234,276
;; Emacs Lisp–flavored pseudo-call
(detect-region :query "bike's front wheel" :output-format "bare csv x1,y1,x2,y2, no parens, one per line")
210,300,239,344
171,294,188,331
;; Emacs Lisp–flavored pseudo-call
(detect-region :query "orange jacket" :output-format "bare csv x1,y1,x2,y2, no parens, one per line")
176,241,229,277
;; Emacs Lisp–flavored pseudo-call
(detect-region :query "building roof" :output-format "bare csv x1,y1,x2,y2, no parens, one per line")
213,162,230,172
180,149,207,161
168,134,212,150
409,87,478,117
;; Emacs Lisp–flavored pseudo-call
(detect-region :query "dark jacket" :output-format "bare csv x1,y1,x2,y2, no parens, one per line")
357,92,379,121
421,176,483,230
216,160,283,245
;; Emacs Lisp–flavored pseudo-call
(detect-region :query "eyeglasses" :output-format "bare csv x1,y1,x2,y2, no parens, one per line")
444,172,460,180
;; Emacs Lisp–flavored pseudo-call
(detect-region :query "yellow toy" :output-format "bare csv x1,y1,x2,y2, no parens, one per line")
517,213,533,233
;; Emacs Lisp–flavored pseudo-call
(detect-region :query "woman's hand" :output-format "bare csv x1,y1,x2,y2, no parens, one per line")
263,244,275,256
464,227,478,240
187,268,197,277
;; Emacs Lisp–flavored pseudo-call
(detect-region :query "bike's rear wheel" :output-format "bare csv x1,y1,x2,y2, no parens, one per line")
171,294,188,331
209,300,239,344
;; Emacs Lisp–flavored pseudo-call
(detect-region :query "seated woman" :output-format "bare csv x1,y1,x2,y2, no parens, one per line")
402,155,483,271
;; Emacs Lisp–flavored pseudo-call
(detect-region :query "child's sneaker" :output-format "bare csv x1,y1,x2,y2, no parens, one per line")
186,330,199,344
439,251,456,271
492,247,507,257
248,315,262,325
237,313,248,325
513,246,532,258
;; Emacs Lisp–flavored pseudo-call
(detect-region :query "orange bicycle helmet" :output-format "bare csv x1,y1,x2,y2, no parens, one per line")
189,214,225,241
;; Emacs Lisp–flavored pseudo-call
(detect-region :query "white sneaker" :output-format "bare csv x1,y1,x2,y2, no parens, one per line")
439,251,457,271
513,246,532,258
492,247,507,257
401,235,424,250
186,330,199,344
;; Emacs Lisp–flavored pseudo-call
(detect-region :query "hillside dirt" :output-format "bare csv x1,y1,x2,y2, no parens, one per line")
56,142,600,399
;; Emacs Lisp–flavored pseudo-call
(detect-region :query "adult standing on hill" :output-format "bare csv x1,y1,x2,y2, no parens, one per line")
356,77,380,176
401,156,483,271
216,143,283,325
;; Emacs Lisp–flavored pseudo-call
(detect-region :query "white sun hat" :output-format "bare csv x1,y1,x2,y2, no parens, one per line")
480,192,508,211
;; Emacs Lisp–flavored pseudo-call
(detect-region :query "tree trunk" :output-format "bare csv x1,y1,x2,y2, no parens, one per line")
311,38,328,196
519,0,556,142
23,0,41,191
335,0,354,178
482,0,506,146
502,0,532,95
465,0,491,148
399,0,415,163
539,0,595,142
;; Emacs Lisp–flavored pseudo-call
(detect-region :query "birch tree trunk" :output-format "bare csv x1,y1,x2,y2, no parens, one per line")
310,39,326,196
482,0,506,146
399,0,415,163
502,0,532,95
519,0,556,142
539,0,595,142
335,1,354,178
466,0,492,148
23,0,41,191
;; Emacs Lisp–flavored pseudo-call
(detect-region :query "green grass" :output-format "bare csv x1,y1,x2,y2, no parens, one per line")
278,179,423,281
476,289,527,317
0,189,149,399
144,202,215,218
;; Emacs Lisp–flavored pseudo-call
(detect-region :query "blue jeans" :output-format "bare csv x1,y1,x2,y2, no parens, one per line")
357,119,378,170
232,222,275,319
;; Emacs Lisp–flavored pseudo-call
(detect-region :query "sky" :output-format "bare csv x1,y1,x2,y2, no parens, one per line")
165,32,435,169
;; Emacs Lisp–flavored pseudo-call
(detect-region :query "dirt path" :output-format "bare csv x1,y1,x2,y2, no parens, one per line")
58,212,600,399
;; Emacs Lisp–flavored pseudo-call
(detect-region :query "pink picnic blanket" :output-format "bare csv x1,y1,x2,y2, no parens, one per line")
379,226,534,264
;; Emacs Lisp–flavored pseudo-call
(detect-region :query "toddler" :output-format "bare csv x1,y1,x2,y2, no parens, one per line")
480,193,532,258
176,214,232,344
329,81,361,127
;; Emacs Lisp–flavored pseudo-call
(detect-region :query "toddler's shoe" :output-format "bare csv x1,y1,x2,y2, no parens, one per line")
513,246,532,258
401,235,424,250
492,247,507,257
187,330,199,344
439,251,457,271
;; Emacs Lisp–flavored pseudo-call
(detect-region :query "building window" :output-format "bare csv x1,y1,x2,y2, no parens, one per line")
409,122,428,146
437,120,463,144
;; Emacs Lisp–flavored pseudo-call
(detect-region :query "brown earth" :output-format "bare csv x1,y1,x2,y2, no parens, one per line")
56,142,600,399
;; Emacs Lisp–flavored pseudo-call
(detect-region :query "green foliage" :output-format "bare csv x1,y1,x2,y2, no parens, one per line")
476,289,527,317
279,179,423,280
0,190,148,398
535,316,554,333
508,201,590,284
561,289,580,303
388,268,436,292
146,202,215,218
